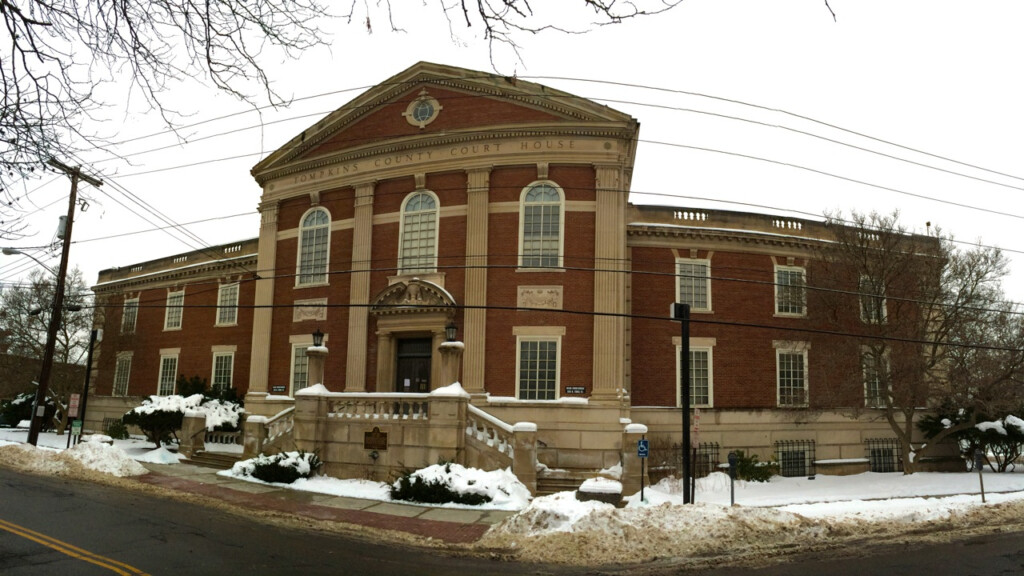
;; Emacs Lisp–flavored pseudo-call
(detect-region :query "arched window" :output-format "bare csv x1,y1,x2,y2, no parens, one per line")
297,208,330,285
519,182,564,268
399,191,438,274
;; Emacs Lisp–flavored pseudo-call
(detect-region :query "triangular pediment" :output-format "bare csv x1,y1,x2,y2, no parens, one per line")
252,62,638,185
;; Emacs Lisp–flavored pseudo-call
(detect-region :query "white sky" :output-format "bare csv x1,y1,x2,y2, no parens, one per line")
2,0,1022,299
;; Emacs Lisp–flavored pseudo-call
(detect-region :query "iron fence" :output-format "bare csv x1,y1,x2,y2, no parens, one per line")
671,441,721,478
774,439,816,477
865,438,902,472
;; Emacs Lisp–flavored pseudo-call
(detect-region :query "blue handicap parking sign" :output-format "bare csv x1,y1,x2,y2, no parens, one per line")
638,439,649,458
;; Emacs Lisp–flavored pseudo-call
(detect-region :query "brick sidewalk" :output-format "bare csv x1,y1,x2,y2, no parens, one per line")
137,470,499,544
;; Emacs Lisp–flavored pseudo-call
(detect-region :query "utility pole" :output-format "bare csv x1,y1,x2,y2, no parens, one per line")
26,159,102,446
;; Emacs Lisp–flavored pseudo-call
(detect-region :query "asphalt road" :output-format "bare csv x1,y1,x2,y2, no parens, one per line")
4,466,1023,576
0,467,580,576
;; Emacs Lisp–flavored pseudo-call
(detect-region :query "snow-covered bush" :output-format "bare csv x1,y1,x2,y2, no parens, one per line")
230,451,322,484
732,450,778,482
390,462,523,506
122,394,243,448
1,392,56,429
104,419,130,440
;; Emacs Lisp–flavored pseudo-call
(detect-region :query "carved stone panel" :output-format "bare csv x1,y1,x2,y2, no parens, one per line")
293,298,328,322
517,286,563,310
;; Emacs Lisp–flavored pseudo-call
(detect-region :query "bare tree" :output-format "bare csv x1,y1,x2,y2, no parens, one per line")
0,0,331,238
814,211,1024,473
0,266,91,429
0,0,697,239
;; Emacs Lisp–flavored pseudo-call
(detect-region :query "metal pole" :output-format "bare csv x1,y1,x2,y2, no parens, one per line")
77,328,99,445
26,160,101,446
679,303,691,505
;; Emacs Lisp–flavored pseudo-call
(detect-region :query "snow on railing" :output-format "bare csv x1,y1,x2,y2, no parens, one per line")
327,394,431,421
466,404,514,458
266,407,295,443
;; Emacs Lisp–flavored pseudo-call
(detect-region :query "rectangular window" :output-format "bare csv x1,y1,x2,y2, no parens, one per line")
517,338,560,400
291,345,309,395
164,289,184,330
112,354,132,396
862,347,888,408
158,354,178,395
216,283,239,326
676,259,711,311
121,298,139,334
859,275,887,324
212,352,234,393
677,347,713,407
775,266,806,316
777,350,808,407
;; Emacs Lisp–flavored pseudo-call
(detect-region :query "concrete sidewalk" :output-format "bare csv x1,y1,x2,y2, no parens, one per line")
137,462,514,544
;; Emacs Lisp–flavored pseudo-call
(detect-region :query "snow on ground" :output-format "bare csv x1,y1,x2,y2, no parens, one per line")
4,426,1024,566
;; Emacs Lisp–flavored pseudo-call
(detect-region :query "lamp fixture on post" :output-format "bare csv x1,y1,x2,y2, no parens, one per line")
445,320,457,342
312,327,324,347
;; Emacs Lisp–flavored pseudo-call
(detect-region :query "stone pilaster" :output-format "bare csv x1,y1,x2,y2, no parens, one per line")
246,200,279,414
462,168,490,395
592,165,627,405
346,183,375,391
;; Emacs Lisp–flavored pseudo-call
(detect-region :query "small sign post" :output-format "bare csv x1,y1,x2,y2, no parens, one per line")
638,437,649,503
728,452,738,506
975,448,986,503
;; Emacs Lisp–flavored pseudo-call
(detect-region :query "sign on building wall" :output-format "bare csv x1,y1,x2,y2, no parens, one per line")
364,427,388,451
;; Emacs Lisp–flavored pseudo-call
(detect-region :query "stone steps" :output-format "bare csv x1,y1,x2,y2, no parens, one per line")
183,451,240,470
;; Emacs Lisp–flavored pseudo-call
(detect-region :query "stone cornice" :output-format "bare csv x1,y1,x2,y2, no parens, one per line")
92,255,258,294
627,224,824,253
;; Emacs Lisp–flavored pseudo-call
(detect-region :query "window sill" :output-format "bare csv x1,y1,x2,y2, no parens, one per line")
163,327,182,332
774,312,807,319
295,281,329,289
516,267,565,273
215,322,239,328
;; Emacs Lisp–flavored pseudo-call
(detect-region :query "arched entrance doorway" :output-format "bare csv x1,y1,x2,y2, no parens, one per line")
370,278,456,393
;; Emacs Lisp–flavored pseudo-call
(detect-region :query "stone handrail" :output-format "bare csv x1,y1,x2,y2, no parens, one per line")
204,430,242,446
326,393,431,421
243,406,295,458
466,404,514,458
266,407,295,444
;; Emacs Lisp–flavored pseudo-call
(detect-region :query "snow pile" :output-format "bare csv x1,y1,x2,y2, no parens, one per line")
399,463,532,510
0,441,147,477
128,394,242,430
483,496,826,564
62,441,149,477
134,446,184,464
579,476,622,494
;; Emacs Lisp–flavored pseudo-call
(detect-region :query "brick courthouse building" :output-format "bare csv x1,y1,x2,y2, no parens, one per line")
88,62,921,482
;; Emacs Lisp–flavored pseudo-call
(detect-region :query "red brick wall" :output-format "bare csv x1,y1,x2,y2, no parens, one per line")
93,269,257,398
630,246,868,409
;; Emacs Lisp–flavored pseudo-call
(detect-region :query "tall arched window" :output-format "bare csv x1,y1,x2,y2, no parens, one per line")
297,208,330,285
399,191,438,274
519,182,564,268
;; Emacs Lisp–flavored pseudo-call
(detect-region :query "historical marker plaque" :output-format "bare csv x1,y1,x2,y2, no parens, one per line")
364,427,388,451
